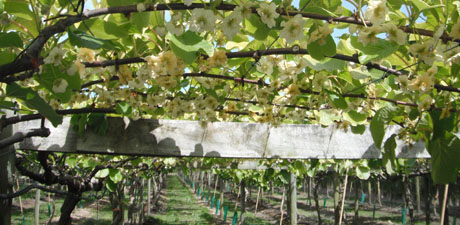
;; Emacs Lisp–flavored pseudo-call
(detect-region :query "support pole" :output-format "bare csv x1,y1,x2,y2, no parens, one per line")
34,189,40,225
338,169,349,225
289,172,297,225
416,176,421,213
440,184,449,225
147,178,151,215
280,187,286,225
255,187,261,214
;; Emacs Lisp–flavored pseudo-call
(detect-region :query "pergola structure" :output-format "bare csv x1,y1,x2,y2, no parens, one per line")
13,117,429,159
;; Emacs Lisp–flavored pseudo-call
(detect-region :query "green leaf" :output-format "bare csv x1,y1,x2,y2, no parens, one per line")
325,90,348,110
383,134,397,174
84,18,130,40
351,125,366,134
95,168,110,178
279,170,290,184
4,0,35,20
167,31,214,65
248,105,264,113
302,6,336,16
106,177,117,192
0,32,22,48
0,51,16,65
370,105,397,148
6,83,62,127
344,110,367,125
68,29,116,50
429,110,458,140
78,113,87,137
356,166,370,180
66,156,76,168
245,14,270,40
350,36,398,64
115,102,132,116
428,132,460,184
303,56,345,72
130,11,151,32
307,34,336,60
109,168,123,183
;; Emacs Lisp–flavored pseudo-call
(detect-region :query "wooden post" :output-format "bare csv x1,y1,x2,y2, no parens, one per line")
440,184,449,225
368,181,372,205
219,178,224,216
35,189,41,225
280,187,286,225
16,178,23,215
377,178,382,206
415,176,421,212
240,181,246,225
255,187,261,214
289,172,297,225
147,178,151,215
308,177,312,206
338,169,349,225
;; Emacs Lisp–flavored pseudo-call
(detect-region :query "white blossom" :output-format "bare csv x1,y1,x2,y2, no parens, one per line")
165,12,184,36
365,0,388,26
234,1,255,19
190,8,216,33
66,63,78,76
382,23,406,45
256,57,273,75
309,23,333,44
280,14,305,44
136,3,146,12
221,12,242,40
357,26,382,46
52,79,68,93
418,96,433,111
256,3,279,28
44,46,66,65
184,0,193,6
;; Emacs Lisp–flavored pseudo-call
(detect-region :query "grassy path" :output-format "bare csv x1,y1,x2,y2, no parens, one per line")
152,175,215,224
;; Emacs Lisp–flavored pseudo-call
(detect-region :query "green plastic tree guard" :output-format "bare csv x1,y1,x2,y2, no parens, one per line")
211,196,215,209
198,188,200,196
216,200,220,215
361,193,366,204
231,212,238,225
223,206,229,221
323,198,328,208
402,207,406,225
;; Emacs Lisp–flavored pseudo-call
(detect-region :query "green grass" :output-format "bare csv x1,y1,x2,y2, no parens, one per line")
151,175,216,224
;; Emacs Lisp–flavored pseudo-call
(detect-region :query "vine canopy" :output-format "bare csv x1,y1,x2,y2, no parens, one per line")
1,0,460,183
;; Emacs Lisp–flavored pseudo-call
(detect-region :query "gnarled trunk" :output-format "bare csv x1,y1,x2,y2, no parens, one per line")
57,190,81,225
